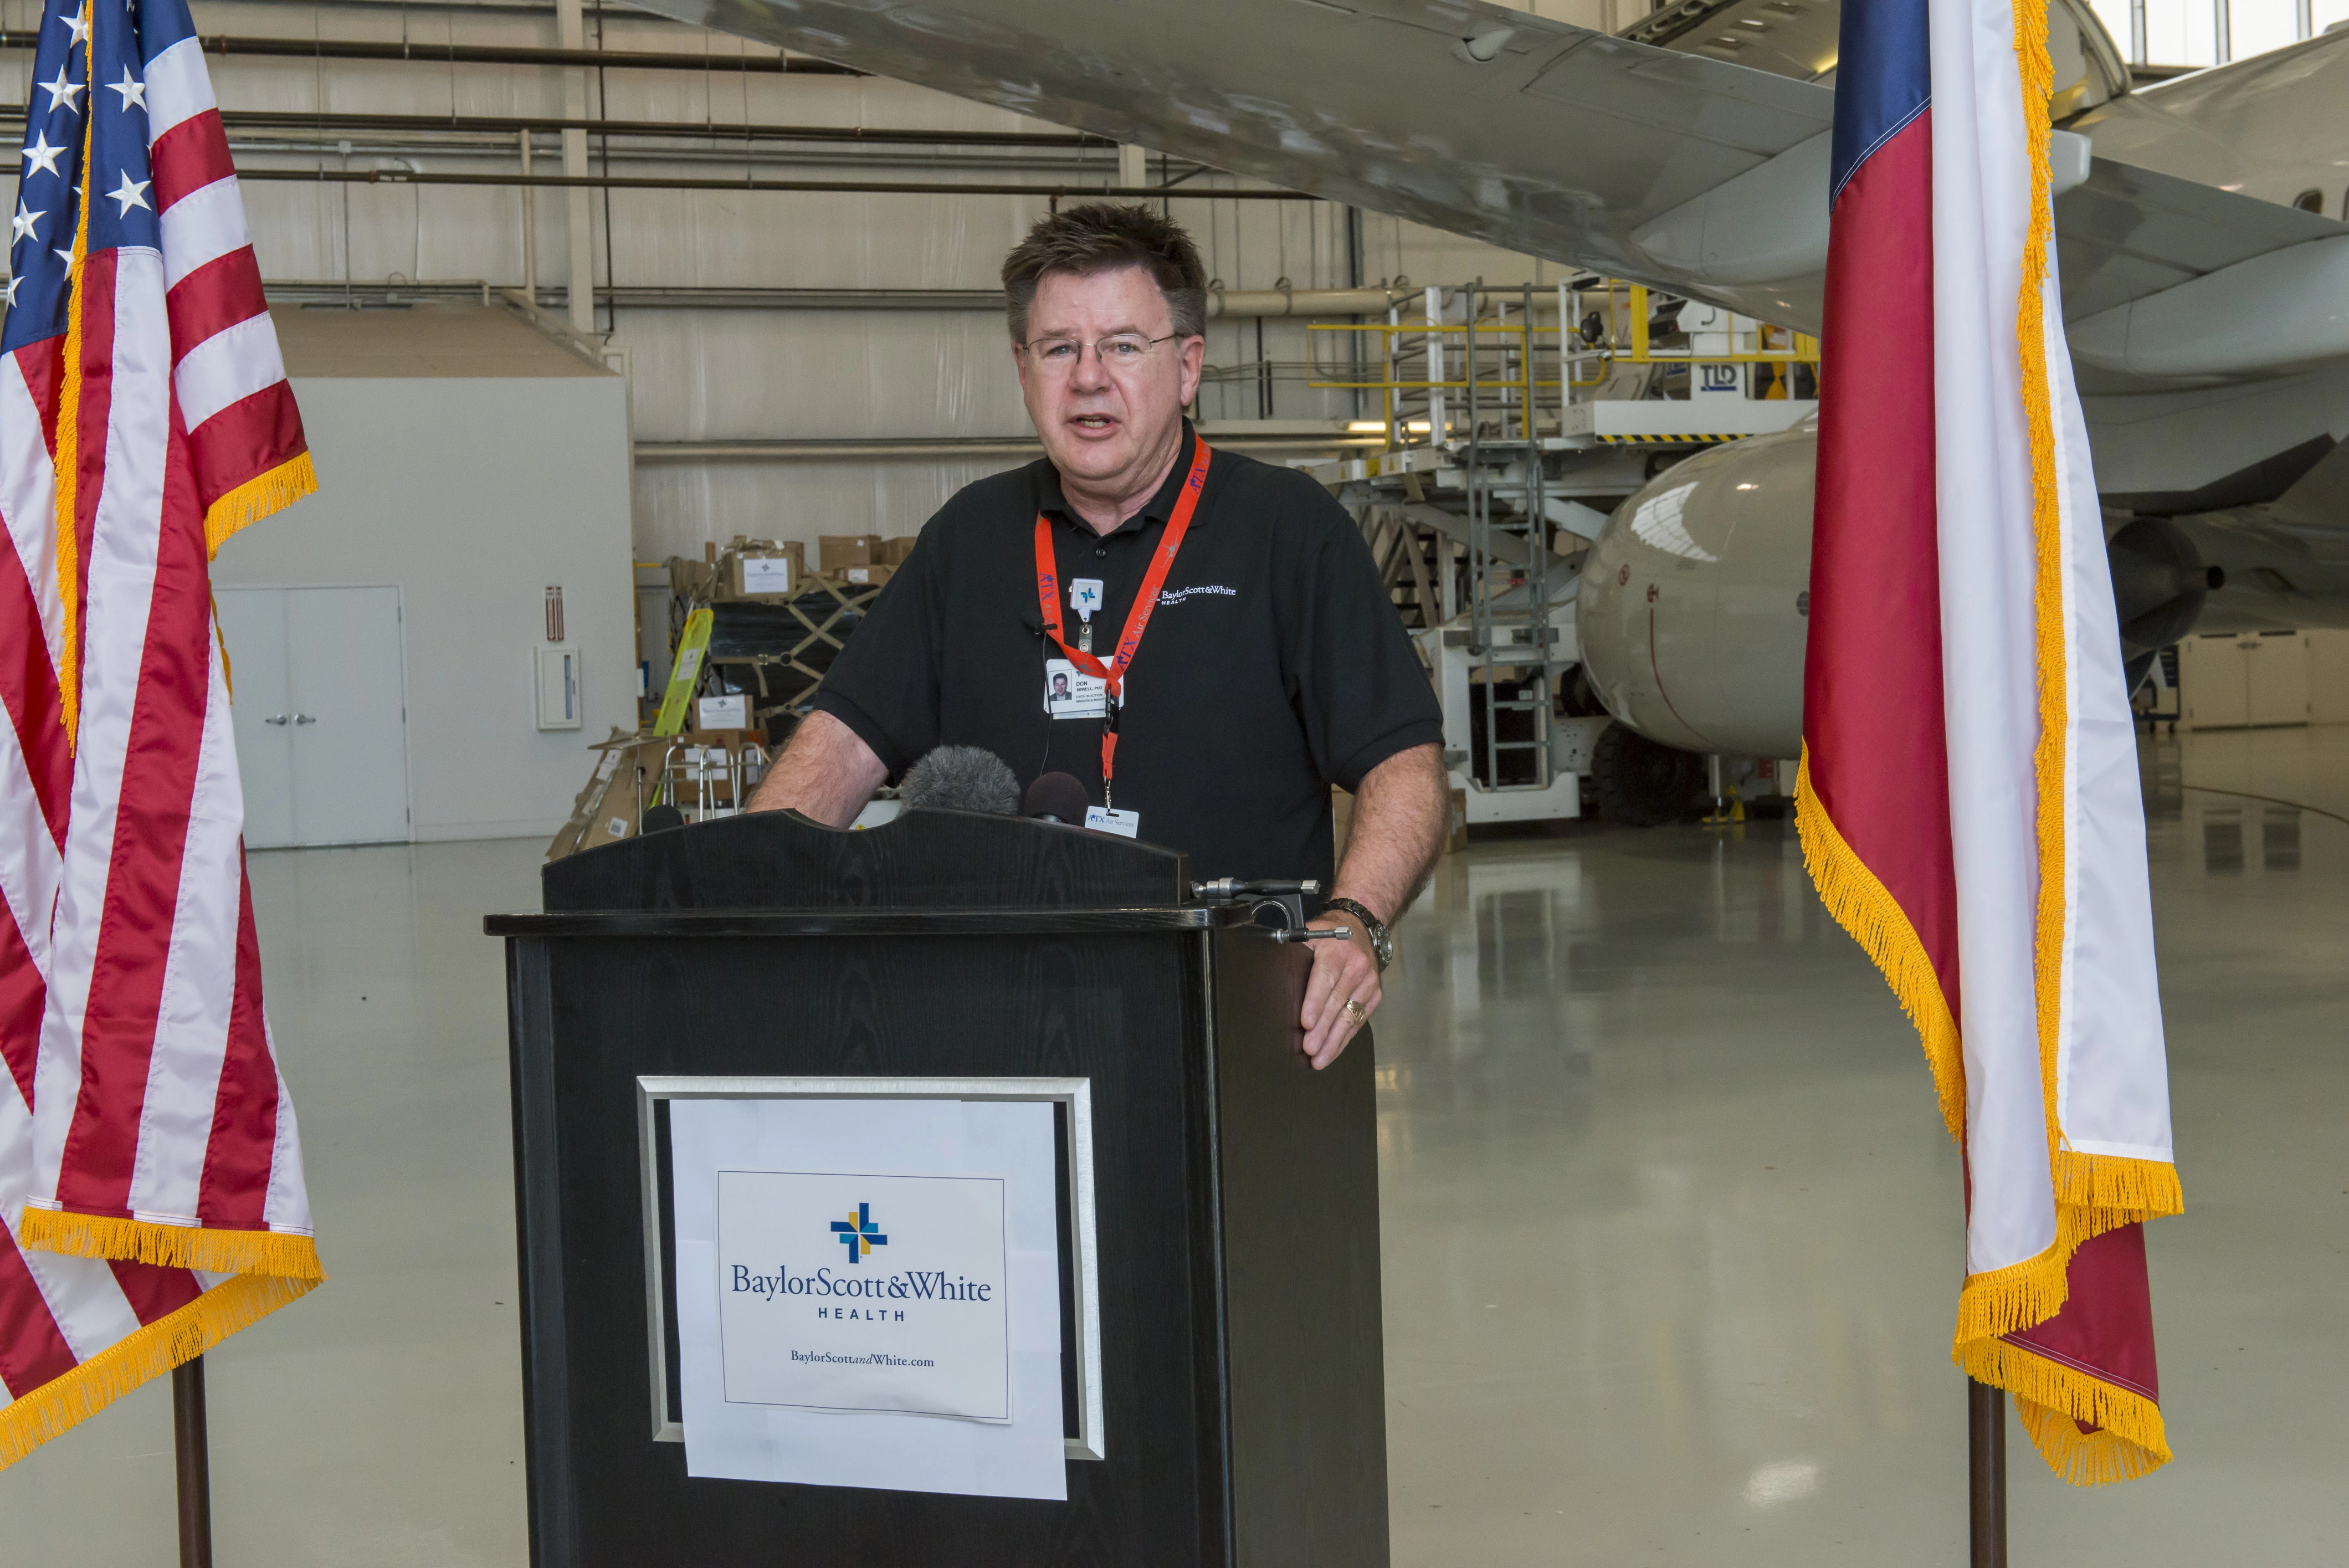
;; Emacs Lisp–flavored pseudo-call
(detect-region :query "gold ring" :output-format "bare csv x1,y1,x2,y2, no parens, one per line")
1343,998,1366,1027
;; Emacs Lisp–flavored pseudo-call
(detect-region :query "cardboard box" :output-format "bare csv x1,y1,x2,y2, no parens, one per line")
547,729,670,860
666,555,717,603
733,541,803,599
839,562,895,588
696,693,751,730
878,535,920,567
819,534,885,571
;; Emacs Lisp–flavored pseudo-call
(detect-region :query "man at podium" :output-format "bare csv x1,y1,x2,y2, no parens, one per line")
750,203,1448,1068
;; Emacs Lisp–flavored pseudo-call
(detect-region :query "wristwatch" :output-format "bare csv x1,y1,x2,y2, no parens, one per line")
1322,897,1393,972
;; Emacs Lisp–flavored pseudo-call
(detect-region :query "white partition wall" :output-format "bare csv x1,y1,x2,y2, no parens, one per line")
212,308,636,843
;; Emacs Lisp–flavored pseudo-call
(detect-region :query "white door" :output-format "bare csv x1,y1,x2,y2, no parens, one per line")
2245,631,2311,727
217,586,411,846
216,588,296,848
2181,634,2249,729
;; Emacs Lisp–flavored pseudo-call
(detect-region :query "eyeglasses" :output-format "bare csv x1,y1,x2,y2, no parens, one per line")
1019,332,1185,375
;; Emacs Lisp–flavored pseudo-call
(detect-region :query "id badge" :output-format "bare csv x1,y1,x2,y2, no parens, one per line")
1043,657,1108,719
1085,806,1141,839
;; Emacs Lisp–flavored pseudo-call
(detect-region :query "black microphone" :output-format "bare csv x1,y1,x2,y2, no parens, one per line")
640,803,687,835
1023,771,1090,825
898,746,1022,814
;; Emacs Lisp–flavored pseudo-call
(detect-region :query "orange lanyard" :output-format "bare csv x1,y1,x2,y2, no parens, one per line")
1033,438,1213,803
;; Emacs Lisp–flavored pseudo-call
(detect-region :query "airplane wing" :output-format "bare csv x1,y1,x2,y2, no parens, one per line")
2058,157,2343,322
647,0,2348,381
654,0,1837,329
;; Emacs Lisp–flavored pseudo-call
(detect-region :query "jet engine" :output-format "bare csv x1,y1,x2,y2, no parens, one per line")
1576,423,2227,783
1577,423,1817,763
2106,515,2213,658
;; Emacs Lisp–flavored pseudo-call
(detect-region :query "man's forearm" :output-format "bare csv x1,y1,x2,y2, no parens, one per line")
1331,742,1448,922
746,710,889,828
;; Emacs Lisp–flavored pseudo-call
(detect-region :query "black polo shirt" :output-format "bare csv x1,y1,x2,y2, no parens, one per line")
806,422,1442,886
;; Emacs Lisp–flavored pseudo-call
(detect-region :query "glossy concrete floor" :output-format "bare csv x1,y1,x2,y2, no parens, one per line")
1,726,2343,1565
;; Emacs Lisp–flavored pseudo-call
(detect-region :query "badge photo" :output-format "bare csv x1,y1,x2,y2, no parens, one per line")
1042,658,1108,719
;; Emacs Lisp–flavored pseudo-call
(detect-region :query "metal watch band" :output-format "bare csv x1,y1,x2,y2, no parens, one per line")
1324,897,1391,971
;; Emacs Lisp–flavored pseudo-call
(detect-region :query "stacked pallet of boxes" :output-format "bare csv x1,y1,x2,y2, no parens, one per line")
548,531,920,859
696,534,911,734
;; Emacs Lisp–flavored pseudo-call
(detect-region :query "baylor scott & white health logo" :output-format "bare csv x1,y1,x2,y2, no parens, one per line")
727,1198,998,1323
714,1170,1012,1420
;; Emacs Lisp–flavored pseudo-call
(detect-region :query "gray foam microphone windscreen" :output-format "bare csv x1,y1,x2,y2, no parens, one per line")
897,746,1022,815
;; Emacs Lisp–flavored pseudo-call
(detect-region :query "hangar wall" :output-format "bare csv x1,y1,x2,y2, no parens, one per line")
176,0,1611,571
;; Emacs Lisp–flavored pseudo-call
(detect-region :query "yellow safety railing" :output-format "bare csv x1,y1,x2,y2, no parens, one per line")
1618,284,1820,365
1304,283,1821,449
1306,283,1818,408
1306,319,1563,449
1305,322,1561,391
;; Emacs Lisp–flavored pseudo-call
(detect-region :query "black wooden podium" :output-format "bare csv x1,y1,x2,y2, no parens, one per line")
485,808,1389,1567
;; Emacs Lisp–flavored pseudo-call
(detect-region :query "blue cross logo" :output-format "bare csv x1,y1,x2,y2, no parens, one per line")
830,1203,888,1263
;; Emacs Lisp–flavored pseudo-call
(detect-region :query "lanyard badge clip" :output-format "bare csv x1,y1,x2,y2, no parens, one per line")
1069,577,1103,653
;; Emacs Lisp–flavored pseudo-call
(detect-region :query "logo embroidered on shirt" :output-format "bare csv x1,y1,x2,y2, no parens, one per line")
1156,585,1238,606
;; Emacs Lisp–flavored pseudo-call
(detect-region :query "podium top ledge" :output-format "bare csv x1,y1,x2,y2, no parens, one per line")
540,805,1191,914
484,905,1247,937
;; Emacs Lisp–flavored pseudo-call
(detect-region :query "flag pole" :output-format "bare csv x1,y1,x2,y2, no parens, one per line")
1967,1377,2007,1568
173,1356,213,1568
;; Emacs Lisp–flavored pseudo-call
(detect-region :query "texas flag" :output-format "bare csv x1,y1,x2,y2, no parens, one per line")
1797,0,2181,1482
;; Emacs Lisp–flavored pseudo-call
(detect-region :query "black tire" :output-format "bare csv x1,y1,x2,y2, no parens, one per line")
1591,723,1705,827
1557,663,1609,719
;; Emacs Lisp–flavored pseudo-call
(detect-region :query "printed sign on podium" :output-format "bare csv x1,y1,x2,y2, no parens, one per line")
653,1083,1098,1502
716,1170,1011,1421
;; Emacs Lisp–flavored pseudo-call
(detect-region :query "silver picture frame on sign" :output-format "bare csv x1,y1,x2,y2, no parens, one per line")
634,1074,1105,1463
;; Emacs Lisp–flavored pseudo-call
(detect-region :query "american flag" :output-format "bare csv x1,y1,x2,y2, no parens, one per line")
0,0,319,1462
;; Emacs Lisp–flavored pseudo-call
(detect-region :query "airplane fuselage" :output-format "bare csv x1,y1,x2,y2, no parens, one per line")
1577,32,2349,763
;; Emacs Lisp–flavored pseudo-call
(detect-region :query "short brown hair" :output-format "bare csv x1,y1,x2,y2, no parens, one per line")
1001,203,1208,344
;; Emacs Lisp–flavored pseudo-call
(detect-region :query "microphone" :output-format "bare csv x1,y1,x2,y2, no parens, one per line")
898,746,1022,814
640,803,687,835
1023,771,1090,825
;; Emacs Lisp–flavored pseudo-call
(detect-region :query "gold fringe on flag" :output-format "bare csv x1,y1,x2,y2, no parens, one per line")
1962,1335,2171,1485
203,450,319,560
1793,746,1965,1140
18,1208,325,1283
0,1270,320,1473
51,114,95,753
2054,1146,2185,1217
2013,0,2076,1233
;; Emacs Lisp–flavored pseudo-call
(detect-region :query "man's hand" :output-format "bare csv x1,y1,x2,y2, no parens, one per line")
1294,742,1447,1069
1298,918,1381,1070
